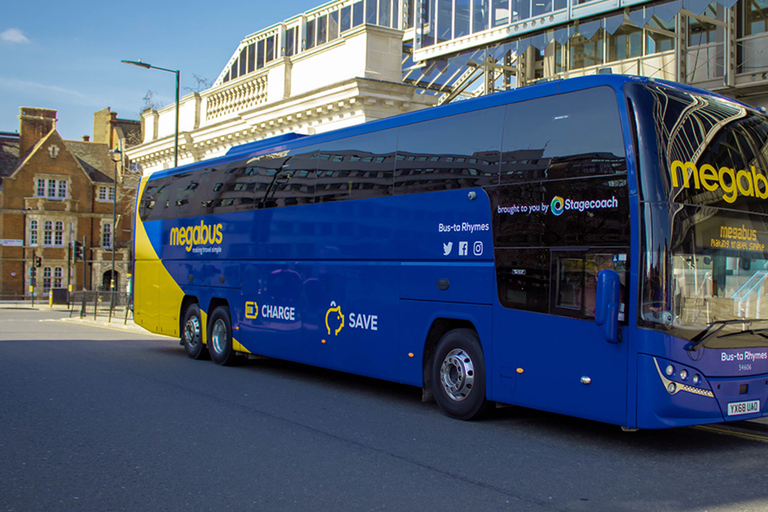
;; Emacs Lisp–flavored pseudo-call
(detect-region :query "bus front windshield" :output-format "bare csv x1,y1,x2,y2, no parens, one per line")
631,82,768,347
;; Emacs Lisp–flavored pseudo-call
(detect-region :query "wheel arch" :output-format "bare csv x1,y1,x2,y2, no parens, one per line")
179,295,200,334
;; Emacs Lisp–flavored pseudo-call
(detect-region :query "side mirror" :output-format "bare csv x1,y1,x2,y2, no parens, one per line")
595,269,621,343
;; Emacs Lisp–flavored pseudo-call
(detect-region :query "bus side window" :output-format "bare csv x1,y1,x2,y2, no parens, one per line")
553,252,628,321
394,106,503,194
315,131,397,202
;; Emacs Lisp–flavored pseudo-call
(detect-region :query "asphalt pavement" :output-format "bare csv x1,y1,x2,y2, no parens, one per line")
45,303,768,431
3,305,768,512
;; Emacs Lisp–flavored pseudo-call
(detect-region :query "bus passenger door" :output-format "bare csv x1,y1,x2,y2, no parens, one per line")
492,250,630,426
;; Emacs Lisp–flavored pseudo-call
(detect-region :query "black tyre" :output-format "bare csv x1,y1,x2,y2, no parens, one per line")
181,303,208,360
431,328,492,420
208,306,236,366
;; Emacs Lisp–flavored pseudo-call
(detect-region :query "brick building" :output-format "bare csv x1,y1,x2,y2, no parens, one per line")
0,107,140,300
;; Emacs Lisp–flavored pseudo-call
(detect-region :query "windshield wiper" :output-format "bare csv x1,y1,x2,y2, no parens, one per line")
684,319,768,351
717,328,768,340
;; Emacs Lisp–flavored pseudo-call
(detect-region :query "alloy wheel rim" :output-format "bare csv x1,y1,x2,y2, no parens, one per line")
211,318,227,354
440,348,474,401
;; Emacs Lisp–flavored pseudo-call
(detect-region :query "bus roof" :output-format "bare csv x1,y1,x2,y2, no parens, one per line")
145,74,740,182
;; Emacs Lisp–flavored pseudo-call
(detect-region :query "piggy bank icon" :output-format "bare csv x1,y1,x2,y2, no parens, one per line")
325,301,345,336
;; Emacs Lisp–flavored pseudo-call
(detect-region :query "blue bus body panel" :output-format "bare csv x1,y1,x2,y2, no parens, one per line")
143,188,495,384
490,308,629,425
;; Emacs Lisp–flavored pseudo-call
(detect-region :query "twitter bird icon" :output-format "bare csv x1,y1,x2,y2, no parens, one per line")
443,242,453,256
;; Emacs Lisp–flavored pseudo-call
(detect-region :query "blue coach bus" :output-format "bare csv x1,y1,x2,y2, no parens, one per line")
133,74,768,429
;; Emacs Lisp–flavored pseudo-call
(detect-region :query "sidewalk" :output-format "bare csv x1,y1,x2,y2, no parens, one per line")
3,302,161,335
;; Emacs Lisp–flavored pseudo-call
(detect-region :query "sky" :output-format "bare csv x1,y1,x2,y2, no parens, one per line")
0,0,324,141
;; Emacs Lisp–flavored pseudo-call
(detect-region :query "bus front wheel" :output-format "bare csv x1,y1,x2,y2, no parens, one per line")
209,306,236,366
181,304,208,360
432,328,492,420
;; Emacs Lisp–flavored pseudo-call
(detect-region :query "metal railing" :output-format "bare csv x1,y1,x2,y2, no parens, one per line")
69,290,133,324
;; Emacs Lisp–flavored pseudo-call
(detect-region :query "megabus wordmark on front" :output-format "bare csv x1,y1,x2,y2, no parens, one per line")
670,160,768,203
169,220,223,252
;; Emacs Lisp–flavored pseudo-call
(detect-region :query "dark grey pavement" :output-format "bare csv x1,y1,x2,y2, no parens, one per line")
2,307,768,512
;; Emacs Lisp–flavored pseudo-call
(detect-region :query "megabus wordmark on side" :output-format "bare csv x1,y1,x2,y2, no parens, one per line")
169,221,223,252
670,160,768,203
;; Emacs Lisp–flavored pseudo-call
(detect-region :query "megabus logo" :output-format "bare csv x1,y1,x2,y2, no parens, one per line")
169,220,223,252
670,161,768,203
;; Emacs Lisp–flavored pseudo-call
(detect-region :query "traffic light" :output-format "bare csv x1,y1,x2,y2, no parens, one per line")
35,256,42,267
73,241,83,261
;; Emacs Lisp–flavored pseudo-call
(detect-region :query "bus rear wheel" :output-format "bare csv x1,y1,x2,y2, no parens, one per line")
181,304,208,360
209,306,236,366
432,328,492,420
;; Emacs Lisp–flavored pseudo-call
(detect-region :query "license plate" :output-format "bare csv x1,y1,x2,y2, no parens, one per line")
727,400,760,416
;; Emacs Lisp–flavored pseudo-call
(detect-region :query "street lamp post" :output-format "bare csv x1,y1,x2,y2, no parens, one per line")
109,148,120,322
121,59,180,167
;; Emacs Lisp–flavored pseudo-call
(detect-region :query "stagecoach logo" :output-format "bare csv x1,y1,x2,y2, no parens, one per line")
169,220,223,252
550,196,565,216
550,195,618,215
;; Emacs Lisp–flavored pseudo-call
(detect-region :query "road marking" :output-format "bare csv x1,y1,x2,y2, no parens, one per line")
693,425,768,443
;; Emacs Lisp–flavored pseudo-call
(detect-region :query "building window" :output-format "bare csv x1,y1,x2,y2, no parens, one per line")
98,185,115,202
54,267,63,288
102,223,112,249
570,32,605,70
43,220,53,246
54,221,64,246
43,267,52,291
29,220,38,246
609,23,643,61
35,178,67,199
743,0,768,36
645,16,675,54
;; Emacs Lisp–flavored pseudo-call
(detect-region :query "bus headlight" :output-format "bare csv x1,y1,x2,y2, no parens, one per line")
679,369,688,380
667,382,677,394
665,365,675,377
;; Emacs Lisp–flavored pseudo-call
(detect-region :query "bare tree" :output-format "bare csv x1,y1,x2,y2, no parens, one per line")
142,90,161,112
184,74,212,93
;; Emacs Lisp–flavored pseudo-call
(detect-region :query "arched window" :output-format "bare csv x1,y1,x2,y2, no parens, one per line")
43,221,53,246
43,266,52,291
29,220,38,246
54,221,64,246
54,267,63,288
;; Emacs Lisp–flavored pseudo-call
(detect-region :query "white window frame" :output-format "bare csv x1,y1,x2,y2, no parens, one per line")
43,220,53,246
54,221,64,246
102,222,112,249
29,219,38,246
98,185,115,202
35,178,68,199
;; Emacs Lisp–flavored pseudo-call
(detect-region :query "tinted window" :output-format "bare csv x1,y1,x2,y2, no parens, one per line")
315,131,397,202
495,248,549,313
394,106,503,194
629,82,768,214
500,87,627,183
488,177,630,248
490,88,630,316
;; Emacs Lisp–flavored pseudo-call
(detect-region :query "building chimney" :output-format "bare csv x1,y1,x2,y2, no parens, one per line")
82,135,90,142
19,107,57,156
